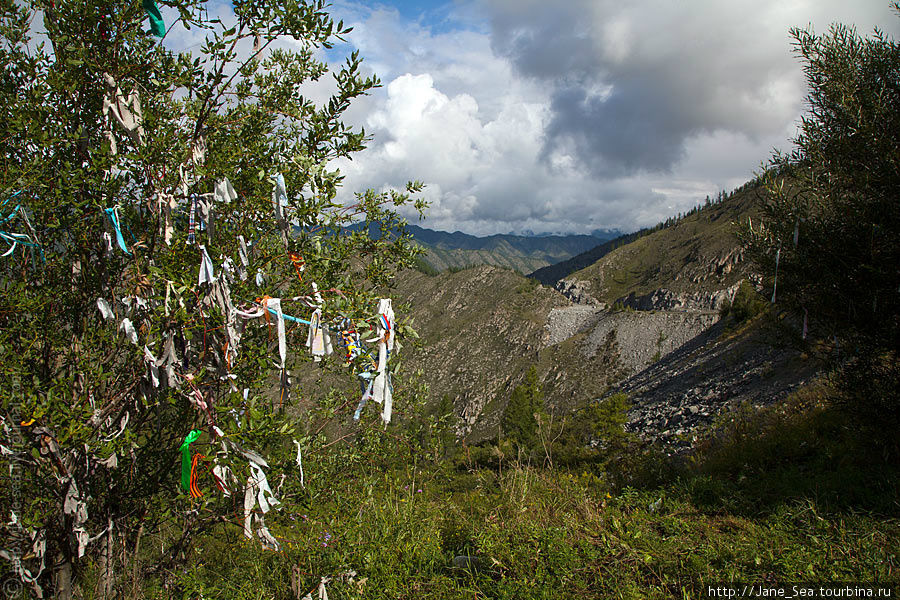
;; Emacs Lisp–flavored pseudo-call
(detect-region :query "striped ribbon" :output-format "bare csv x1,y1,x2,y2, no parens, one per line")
188,196,197,244
179,430,201,493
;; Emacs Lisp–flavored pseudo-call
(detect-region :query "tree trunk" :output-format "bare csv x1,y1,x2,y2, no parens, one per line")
53,551,73,600
97,517,114,599
131,520,144,597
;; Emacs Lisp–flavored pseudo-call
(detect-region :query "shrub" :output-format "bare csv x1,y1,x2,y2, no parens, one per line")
722,280,767,323
501,366,545,452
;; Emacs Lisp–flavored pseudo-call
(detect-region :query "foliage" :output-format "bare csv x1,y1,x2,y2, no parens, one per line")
541,392,633,470
500,366,545,453
0,0,424,596
744,10,900,358
411,254,440,276
720,280,768,323
83,417,900,597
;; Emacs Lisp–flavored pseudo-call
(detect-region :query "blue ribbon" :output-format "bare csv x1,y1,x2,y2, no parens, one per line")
1,191,44,263
266,305,312,326
104,207,132,255
0,190,24,226
0,204,20,227
142,0,165,37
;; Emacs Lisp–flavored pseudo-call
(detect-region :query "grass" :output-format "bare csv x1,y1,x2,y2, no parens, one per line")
162,463,898,599
80,380,900,599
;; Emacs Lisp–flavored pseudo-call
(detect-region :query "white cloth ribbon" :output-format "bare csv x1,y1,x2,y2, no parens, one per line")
272,173,288,220
293,440,304,488
101,231,113,254
101,73,144,154
371,299,395,423
119,318,138,345
264,298,287,370
249,461,280,513
157,192,177,246
306,308,333,361
198,244,215,286
214,178,237,204
143,345,159,388
97,297,114,320
243,477,256,539
237,235,250,281
156,333,179,387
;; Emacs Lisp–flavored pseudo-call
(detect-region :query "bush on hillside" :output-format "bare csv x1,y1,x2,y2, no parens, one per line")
501,366,546,453
744,12,900,368
720,280,768,323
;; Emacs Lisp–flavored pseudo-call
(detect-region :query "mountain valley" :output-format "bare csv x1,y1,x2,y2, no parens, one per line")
387,179,819,448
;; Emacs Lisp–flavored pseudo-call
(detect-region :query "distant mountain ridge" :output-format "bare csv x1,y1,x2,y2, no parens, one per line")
408,225,622,273
355,222,624,274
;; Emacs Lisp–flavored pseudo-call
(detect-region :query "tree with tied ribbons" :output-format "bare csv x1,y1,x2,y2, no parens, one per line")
0,0,425,596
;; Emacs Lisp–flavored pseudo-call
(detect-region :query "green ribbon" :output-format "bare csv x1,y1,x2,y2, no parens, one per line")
179,430,201,491
142,0,165,37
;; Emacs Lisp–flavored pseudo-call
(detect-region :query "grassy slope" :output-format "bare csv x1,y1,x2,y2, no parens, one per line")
570,184,762,305
155,385,899,599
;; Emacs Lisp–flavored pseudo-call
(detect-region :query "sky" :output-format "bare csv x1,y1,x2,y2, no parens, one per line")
170,1,900,237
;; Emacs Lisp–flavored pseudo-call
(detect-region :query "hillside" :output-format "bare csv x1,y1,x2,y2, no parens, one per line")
565,182,762,306
394,266,625,439
529,228,656,286
391,178,819,448
530,182,762,294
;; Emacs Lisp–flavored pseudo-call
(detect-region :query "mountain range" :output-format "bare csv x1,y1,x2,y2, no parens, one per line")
404,224,622,273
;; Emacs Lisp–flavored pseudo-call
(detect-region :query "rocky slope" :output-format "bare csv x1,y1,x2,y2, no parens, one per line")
616,317,819,452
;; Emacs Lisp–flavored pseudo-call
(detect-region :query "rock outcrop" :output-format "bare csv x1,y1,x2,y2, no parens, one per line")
554,278,602,306
616,283,739,313
544,305,603,346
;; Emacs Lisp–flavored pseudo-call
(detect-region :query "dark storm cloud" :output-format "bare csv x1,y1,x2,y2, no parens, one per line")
545,81,689,175
485,0,900,178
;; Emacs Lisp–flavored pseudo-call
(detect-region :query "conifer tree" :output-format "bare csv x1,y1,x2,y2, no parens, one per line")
502,366,545,452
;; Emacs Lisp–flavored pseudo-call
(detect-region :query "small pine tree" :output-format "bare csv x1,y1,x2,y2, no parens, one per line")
501,366,545,450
